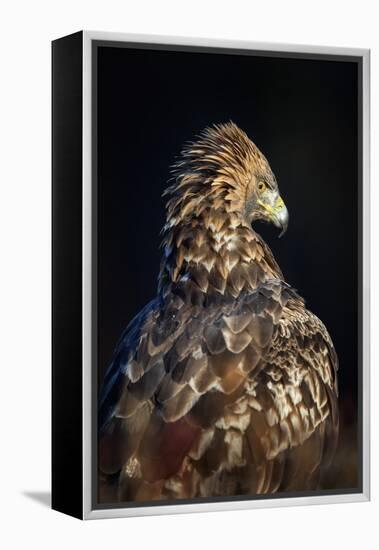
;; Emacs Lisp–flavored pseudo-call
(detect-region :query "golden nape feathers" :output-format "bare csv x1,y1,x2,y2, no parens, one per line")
98,122,338,503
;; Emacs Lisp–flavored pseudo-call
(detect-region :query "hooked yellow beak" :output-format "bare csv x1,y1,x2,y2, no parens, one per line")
257,195,289,238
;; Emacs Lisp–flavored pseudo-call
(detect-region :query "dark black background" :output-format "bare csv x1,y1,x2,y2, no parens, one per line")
97,45,359,486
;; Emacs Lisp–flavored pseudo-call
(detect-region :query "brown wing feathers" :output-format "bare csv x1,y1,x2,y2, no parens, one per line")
100,281,338,500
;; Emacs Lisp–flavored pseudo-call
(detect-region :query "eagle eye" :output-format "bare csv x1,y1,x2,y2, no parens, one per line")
257,181,266,193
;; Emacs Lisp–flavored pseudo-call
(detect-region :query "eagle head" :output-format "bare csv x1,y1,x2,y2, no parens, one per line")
166,121,289,237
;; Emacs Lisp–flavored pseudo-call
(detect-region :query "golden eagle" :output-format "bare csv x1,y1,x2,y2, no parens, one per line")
99,122,339,502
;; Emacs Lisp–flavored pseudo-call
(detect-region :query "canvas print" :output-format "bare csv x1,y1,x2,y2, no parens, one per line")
96,45,360,506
